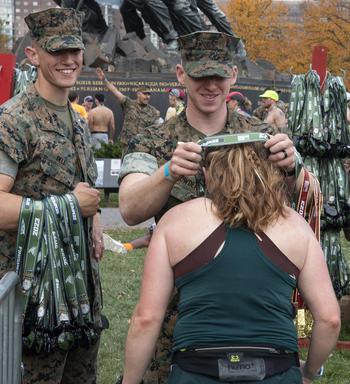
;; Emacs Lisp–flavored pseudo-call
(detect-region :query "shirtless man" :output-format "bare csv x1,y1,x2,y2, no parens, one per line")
259,89,288,133
88,93,115,148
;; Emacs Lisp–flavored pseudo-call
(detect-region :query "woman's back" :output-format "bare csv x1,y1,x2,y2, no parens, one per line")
163,198,314,274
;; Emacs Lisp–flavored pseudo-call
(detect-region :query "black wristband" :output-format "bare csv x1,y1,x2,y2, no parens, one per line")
97,208,102,214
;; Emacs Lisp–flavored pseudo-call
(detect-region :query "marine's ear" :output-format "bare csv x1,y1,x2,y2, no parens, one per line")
175,64,186,86
24,46,39,67
230,66,238,86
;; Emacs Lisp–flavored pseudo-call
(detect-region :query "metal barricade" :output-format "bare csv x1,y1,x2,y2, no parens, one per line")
0,272,22,384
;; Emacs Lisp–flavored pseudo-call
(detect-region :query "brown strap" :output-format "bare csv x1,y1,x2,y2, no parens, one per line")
173,222,226,279
256,232,300,279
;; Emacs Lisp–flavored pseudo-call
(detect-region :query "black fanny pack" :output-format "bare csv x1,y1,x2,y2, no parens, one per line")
172,346,299,382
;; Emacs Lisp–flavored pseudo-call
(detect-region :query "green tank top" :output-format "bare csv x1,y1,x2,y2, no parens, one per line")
173,227,298,352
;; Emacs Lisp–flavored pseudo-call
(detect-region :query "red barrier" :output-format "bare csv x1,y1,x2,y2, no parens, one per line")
311,46,328,90
0,53,16,105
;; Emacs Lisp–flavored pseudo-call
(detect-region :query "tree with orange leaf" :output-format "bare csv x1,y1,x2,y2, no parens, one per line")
0,19,10,53
223,0,350,88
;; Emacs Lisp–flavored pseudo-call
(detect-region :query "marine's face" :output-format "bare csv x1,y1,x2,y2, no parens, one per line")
177,65,236,115
27,44,83,90
137,91,151,105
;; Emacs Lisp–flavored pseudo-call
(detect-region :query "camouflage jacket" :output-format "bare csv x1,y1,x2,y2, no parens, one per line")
120,109,274,220
0,84,102,325
119,96,160,147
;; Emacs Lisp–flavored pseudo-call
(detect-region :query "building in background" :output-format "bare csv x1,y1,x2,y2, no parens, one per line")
0,0,14,49
13,0,58,42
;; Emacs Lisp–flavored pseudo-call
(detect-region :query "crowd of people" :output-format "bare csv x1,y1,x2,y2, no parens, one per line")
68,77,290,153
0,4,344,384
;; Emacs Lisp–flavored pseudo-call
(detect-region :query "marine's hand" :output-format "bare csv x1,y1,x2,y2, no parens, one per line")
92,213,104,261
264,133,295,171
96,67,105,81
168,141,202,180
73,182,100,217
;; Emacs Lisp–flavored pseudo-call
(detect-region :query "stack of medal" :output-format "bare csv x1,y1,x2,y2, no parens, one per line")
15,194,98,353
289,70,350,337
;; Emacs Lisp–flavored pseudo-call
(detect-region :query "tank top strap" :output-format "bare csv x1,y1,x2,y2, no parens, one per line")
256,232,300,279
174,222,226,279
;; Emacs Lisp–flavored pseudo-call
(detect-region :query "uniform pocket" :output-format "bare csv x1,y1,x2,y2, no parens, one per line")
40,148,76,189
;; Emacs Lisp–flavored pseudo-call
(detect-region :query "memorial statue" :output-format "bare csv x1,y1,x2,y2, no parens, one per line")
15,0,246,72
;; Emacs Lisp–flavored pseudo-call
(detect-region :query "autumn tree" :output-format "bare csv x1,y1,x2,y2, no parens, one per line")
223,0,293,66
301,0,350,87
223,0,350,87
0,19,10,53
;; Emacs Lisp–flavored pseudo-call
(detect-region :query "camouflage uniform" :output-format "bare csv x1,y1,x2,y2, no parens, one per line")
119,96,160,149
0,8,102,384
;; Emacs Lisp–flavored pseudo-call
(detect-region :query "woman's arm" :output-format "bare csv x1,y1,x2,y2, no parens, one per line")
122,224,174,384
297,235,340,382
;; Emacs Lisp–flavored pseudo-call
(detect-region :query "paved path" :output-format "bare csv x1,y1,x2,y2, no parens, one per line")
100,208,154,230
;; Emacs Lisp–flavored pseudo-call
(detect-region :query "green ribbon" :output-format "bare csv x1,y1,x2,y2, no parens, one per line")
288,70,350,297
16,194,98,352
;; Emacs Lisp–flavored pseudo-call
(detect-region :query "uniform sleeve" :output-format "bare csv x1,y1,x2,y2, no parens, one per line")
120,96,131,112
119,130,159,180
0,149,18,178
0,111,28,164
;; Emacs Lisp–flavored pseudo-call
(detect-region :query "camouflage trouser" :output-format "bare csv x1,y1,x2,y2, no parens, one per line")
143,291,179,384
22,338,100,384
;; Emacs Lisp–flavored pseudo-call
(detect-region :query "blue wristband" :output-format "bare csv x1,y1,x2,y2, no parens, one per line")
164,161,175,182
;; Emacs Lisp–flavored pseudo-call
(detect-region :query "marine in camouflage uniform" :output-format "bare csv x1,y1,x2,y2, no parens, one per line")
119,32,296,383
0,8,103,384
119,90,160,149
96,67,161,152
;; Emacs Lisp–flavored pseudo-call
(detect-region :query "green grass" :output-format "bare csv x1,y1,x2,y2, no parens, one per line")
99,191,119,208
97,229,350,383
98,229,146,383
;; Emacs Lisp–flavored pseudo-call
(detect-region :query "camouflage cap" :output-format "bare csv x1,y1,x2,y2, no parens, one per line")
178,31,240,78
25,8,84,53
136,85,151,94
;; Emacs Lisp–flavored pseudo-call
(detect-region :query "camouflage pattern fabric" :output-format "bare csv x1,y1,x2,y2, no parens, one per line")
120,109,275,383
121,109,274,220
24,7,84,52
0,84,102,382
119,96,160,150
22,339,100,384
178,31,240,78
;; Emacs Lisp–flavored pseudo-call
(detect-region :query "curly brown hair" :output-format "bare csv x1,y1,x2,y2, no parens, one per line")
205,143,289,233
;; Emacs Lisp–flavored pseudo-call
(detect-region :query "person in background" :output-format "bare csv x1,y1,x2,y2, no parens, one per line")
88,93,115,149
83,95,94,114
68,90,88,120
0,7,104,384
165,88,185,121
95,67,160,150
226,91,251,117
121,134,340,384
258,89,288,133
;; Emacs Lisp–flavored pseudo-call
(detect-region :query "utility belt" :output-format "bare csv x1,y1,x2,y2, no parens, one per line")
172,345,299,382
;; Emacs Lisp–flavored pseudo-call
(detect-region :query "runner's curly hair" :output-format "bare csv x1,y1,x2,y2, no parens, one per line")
205,142,289,233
